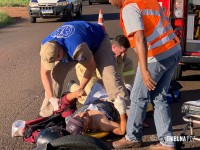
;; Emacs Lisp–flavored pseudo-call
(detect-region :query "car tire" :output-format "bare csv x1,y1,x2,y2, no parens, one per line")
172,64,182,80
89,0,92,5
76,5,82,18
69,4,74,20
49,135,110,150
62,9,73,22
30,17,36,23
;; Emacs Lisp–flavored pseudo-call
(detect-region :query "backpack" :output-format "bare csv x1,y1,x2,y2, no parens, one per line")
23,99,77,144
167,80,182,104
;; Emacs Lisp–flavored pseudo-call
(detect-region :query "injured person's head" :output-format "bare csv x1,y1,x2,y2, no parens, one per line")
66,116,84,135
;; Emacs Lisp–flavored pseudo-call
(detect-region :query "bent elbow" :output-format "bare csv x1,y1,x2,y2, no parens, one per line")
114,129,126,135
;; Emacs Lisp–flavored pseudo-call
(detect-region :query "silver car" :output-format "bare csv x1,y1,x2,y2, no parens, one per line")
28,0,82,23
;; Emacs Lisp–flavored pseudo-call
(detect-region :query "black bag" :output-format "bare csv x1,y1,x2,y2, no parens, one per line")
23,102,76,143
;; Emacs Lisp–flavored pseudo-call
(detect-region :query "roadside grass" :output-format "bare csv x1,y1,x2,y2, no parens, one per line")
0,0,29,27
0,0,29,7
0,10,13,27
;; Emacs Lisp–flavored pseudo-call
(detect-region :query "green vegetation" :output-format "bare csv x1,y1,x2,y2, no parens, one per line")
0,0,29,7
0,0,29,27
0,11,13,27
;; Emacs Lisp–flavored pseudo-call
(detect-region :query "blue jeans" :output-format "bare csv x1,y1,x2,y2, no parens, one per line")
125,51,181,147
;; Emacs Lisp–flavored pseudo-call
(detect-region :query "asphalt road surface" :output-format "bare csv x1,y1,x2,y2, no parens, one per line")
0,2,200,150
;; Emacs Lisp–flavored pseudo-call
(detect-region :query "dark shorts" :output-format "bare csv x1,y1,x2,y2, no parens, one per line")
66,100,119,122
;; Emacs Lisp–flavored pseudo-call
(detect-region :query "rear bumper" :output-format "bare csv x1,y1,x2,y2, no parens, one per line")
181,56,200,64
28,5,71,18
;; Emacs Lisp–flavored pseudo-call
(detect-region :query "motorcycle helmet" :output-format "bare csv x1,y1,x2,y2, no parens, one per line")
35,126,70,146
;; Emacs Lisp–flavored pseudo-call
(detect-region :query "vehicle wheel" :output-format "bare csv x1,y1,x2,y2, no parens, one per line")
76,5,82,18
69,5,74,20
172,64,182,80
67,11,73,21
62,10,73,22
30,17,36,23
89,0,92,5
49,135,110,150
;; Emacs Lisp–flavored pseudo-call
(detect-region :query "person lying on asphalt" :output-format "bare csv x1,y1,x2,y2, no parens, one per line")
65,99,125,136
58,81,126,136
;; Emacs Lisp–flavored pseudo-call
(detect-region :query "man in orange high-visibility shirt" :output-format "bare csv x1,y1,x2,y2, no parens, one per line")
109,0,181,150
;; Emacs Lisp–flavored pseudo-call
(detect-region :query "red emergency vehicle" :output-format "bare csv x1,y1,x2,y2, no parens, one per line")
158,0,200,80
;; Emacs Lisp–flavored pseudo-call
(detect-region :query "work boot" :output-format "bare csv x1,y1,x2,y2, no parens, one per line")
112,137,142,149
149,143,176,150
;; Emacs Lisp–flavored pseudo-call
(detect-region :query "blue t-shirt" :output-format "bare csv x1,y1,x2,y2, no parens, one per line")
42,21,105,61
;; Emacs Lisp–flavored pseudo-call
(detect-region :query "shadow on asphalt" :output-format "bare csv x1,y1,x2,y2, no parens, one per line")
81,13,119,22
180,74,200,81
0,17,28,29
102,133,159,149
0,12,120,30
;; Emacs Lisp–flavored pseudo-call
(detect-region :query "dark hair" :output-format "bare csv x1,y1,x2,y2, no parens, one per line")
113,35,130,49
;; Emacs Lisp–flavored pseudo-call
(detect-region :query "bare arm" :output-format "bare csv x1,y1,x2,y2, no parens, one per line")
99,113,127,135
112,114,127,135
65,90,85,102
40,63,53,99
79,56,96,90
122,5,156,90
134,30,156,91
